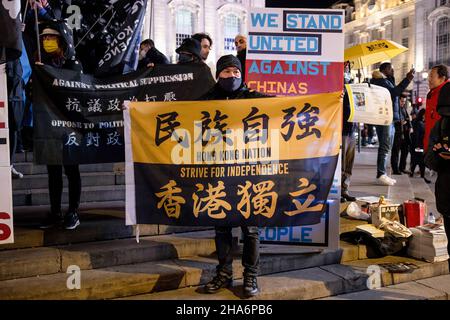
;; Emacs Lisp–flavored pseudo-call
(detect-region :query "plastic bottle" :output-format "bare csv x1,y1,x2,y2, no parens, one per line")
427,212,436,224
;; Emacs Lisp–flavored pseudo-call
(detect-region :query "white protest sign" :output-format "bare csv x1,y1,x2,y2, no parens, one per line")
346,83,393,126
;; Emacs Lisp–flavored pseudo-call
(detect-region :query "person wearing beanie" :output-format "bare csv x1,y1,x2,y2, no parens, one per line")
175,37,203,64
200,54,271,298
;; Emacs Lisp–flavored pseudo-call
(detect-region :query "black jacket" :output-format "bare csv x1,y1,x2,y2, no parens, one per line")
138,47,169,69
424,118,450,215
411,118,424,150
370,76,411,122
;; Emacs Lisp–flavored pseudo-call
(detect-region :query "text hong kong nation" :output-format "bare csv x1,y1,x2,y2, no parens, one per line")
125,94,342,227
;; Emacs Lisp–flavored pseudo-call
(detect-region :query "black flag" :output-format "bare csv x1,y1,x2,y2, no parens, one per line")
95,0,147,76
0,0,22,64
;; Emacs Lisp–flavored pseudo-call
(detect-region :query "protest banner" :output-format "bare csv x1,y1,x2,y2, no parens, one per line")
246,7,344,96
244,7,343,249
33,63,215,165
0,65,13,245
124,92,341,228
345,83,393,126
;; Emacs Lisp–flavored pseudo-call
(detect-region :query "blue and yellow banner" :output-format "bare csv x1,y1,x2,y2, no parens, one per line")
125,92,342,227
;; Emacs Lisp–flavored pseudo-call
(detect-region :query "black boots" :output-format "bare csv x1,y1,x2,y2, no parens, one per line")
204,274,233,293
204,274,259,297
243,276,259,297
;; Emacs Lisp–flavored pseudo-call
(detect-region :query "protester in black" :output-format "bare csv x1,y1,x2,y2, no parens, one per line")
175,38,203,64
137,39,169,68
37,27,82,230
410,109,430,183
397,95,412,173
201,54,268,298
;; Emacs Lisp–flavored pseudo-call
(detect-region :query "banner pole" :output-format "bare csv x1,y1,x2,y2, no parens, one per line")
34,2,41,63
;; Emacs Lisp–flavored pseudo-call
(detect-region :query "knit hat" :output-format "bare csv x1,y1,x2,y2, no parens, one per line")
215,54,242,79
175,38,202,60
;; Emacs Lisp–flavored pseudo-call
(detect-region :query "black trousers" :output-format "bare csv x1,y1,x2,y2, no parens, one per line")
47,165,81,214
410,150,425,177
391,122,408,173
215,226,259,278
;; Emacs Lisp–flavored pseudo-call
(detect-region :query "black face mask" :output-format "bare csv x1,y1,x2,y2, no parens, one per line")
178,53,193,63
218,77,242,92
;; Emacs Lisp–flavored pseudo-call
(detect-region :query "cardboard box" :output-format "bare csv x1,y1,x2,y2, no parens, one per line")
0,165,14,245
0,129,10,167
371,203,402,227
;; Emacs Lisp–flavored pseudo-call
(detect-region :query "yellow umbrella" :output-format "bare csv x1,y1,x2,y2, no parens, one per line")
344,39,408,70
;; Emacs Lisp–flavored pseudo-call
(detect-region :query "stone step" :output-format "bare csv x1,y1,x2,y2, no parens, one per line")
1,207,212,251
0,248,342,300
13,162,118,176
12,172,124,191
0,230,220,281
119,256,449,300
320,274,450,300
13,185,126,206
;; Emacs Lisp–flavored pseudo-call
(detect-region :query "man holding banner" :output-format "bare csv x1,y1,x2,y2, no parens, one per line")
201,54,268,297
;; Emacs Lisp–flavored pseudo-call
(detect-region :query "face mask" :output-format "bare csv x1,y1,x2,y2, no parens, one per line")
218,77,242,92
178,53,193,63
43,39,59,53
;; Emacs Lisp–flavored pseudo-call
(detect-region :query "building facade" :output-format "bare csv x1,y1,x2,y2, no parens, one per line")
337,0,450,102
142,0,265,65
339,0,416,89
415,0,450,100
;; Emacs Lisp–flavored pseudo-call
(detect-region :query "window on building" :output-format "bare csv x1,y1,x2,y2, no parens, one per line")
402,17,409,29
223,14,241,53
402,37,409,48
436,17,450,63
175,9,194,48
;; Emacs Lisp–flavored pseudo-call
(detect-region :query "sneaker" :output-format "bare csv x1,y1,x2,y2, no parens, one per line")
11,166,23,179
243,276,259,297
40,212,62,229
204,274,233,294
63,210,80,230
377,175,395,186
